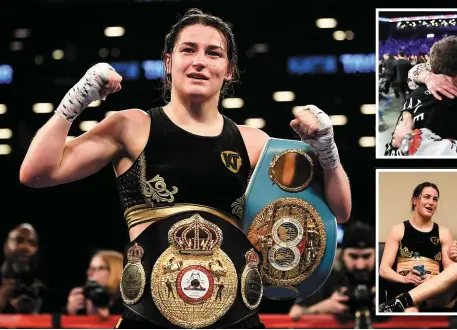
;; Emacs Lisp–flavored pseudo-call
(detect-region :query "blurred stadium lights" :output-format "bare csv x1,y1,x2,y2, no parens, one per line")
111,48,121,58
111,61,140,80
345,30,354,40
0,104,7,114
339,53,376,73
222,98,244,109
0,145,11,155
333,30,346,41
359,136,375,147
379,14,457,30
0,129,13,139
316,18,337,29
288,55,337,75
246,43,269,57
13,29,31,39
32,103,53,114
79,121,99,132
288,53,375,75
10,41,23,51
104,26,125,37
330,115,348,126
360,104,376,115
34,55,44,65
142,60,165,80
99,48,109,58
245,118,266,129
0,65,13,84
273,91,295,102
379,14,457,22
52,49,64,60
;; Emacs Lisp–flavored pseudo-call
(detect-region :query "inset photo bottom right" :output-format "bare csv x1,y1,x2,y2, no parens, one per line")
377,169,457,315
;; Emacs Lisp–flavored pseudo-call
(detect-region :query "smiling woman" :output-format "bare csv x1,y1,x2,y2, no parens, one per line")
379,181,455,312
19,7,351,329
163,24,234,105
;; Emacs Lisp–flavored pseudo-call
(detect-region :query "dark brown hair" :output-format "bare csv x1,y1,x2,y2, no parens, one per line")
430,36,457,76
161,8,239,101
411,182,439,211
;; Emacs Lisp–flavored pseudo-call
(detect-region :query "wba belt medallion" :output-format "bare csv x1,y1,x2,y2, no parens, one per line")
241,249,263,309
242,138,337,299
120,243,146,305
151,214,238,328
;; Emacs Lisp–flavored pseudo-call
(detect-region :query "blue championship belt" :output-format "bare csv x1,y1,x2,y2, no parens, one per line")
241,137,337,300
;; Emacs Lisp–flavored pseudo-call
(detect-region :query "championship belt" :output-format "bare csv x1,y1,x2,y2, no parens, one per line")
241,137,337,299
120,206,263,329
150,213,238,328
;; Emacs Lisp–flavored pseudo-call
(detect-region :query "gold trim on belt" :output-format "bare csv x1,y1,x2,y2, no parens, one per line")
151,213,238,328
124,203,239,230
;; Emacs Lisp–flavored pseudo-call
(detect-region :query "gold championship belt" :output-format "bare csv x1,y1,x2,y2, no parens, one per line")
151,213,238,328
240,249,263,310
241,138,337,299
120,243,146,305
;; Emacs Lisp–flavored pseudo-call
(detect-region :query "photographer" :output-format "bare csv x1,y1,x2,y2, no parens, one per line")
0,223,55,314
66,250,123,317
289,222,375,324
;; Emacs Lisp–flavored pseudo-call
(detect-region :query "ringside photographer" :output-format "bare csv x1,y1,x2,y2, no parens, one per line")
65,250,123,317
0,223,57,314
289,221,376,327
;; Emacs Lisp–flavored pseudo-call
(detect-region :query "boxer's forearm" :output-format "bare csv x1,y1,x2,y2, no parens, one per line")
323,165,351,224
408,63,431,90
379,264,406,284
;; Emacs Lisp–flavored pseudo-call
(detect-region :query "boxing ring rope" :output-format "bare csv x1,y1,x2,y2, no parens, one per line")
0,314,450,329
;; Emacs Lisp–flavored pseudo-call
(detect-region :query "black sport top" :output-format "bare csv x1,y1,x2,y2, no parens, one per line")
385,85,457,156
116,107,251,226
396,220,442,276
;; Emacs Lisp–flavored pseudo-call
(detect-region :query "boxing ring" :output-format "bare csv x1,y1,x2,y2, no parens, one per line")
0,314,449,329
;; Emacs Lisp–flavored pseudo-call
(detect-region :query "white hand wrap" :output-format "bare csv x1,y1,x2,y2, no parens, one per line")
299,105,340,170
55,63,114,122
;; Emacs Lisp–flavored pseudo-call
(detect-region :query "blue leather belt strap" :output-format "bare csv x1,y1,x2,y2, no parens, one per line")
241,137,337,299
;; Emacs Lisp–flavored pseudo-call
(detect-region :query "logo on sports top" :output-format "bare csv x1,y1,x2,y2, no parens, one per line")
221,151,242,174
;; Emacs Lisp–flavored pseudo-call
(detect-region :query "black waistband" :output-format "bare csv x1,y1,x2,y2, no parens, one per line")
122,210,262,328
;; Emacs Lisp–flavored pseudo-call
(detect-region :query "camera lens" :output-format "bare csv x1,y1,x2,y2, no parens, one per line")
83,280,110,308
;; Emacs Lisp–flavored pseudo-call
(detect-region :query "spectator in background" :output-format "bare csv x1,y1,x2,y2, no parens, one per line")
0,223,58,314
382,54,396,94
289,222,375,324
417,53,427,64
66,250,123,317
379,35,444,58
394,50,412,105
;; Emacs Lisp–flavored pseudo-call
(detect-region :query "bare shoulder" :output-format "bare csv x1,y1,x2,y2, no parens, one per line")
111,108,150,131
438,225,453,240
237,125,269,168
100,109,150,158
388,223,405,241
237,125,269,146
115,108,149,121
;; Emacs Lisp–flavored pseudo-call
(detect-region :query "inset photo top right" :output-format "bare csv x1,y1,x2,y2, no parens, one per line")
377,9,457,158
